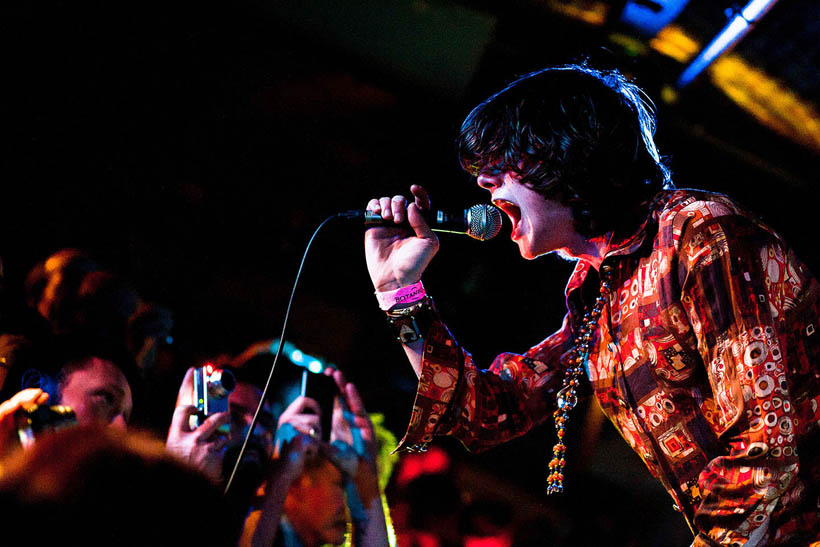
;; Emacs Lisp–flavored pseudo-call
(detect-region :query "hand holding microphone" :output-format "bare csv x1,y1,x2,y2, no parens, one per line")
357,185,502,293
361,185,441,293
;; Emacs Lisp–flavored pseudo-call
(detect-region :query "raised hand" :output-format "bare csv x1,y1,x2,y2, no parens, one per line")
0,388,50,458
272,396,322,483
165,367,230,481
364,184,440,292
327,369,379,504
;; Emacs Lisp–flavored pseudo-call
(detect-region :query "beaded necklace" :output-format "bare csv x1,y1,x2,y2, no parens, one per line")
546,264,612,494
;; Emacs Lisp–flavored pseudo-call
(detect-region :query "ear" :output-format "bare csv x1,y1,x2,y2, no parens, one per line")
20,368,60,401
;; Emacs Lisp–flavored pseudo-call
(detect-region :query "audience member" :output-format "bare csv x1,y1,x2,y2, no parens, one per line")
241,368,391,547
0,248,174,432
0,344,138,458
165,364,231,482
0,425,239,545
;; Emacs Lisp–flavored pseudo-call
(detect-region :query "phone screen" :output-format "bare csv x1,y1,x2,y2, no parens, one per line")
301,371,336,441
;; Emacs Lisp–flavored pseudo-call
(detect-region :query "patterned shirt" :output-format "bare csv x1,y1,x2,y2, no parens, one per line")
396,189,820,546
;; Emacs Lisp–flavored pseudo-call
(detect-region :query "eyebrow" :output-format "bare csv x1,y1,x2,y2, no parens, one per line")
96,383,126,398
97,383,132,420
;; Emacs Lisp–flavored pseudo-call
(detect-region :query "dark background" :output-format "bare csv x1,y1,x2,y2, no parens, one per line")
2,1,818,544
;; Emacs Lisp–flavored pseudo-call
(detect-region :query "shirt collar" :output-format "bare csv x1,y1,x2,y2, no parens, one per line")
563,190,677,300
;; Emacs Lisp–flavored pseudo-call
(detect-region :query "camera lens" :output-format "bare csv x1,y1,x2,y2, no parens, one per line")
220,369,236,392
207,369,236,398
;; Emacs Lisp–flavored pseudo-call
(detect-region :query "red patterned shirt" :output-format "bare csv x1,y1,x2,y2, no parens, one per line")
397,189,820,546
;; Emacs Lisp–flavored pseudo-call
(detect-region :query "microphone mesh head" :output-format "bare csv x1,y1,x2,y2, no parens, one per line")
466,204,503,241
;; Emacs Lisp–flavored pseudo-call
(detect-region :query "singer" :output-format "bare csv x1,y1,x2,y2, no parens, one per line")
363,65,820,546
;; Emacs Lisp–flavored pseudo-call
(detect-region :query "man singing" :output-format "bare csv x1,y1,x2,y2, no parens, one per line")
363,65,820,546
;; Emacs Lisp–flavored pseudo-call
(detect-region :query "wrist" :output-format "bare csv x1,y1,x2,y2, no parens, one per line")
374,276,418,293
384,296,437,344
375,280,425,311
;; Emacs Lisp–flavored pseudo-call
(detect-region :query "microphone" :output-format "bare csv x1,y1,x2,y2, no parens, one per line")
338,204,503,241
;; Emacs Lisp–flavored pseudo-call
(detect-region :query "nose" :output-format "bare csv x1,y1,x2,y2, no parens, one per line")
110,414,128,431
476,172,504,192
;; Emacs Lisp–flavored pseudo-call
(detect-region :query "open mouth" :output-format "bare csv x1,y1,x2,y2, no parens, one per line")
492,199,521,238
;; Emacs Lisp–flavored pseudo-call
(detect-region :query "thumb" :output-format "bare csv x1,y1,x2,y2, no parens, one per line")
407,203,436,240
169,405,198,436
175,367,196,408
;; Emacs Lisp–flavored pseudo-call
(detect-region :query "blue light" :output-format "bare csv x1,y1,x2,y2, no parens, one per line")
742,0,772,20
620,0,690,36
678,16,748,86
677,0,779,88
271,338,331,373
704,16,748,59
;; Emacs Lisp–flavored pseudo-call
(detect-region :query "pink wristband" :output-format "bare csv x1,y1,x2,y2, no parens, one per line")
375,281,426,311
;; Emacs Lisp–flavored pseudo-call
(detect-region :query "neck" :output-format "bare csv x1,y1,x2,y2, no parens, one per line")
560,231,614,270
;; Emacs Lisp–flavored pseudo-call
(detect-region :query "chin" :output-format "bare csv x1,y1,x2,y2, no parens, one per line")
515,239,541,260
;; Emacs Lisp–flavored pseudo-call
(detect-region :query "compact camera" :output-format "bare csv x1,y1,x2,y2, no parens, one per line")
16,404,77,449
193,364,236,431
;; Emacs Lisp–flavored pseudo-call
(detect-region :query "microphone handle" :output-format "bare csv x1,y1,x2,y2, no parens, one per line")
361,209,466,234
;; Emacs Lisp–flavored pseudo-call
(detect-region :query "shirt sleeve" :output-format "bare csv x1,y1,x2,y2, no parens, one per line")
395,313,575,453
677,211,802,546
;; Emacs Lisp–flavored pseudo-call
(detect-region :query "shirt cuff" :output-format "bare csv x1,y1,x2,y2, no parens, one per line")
394,319,463,452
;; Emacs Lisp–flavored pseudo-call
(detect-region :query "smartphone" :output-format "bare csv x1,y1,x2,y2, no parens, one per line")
301,370,336,441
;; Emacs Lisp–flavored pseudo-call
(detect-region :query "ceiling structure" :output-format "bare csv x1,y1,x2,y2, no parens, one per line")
260,0,819,176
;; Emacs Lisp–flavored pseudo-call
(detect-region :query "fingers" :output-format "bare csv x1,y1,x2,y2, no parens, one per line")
0,388,49,419
391,195,408,224
175,367,195,408
279,396,321,423
410,184,431,210
285,412,322,439
366,198,380,214
169,404,199,434
274,424,320,463
366,186,430,226
279,396,323,439
193,411,231,442
407,202,435,240
209,432,230,453
343,382,368,418
329,370,367,417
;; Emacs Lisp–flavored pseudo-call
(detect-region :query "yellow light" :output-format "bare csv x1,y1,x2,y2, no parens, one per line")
608,32,647,57
660,85,679,104
709,54,820,153
546,0,609,26
649,24,701,63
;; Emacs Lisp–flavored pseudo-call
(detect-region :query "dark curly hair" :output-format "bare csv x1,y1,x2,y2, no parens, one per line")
458,64,673,238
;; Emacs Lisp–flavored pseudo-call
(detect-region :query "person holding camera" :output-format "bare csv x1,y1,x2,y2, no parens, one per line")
0,348,135,461
240,369,390,547
165,365,233,482
0,387,51,458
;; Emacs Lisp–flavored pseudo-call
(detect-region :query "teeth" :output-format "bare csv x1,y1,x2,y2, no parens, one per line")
492,199,516,215
492,199,517,216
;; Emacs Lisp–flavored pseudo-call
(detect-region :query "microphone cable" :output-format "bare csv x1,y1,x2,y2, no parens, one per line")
223,213,338,495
